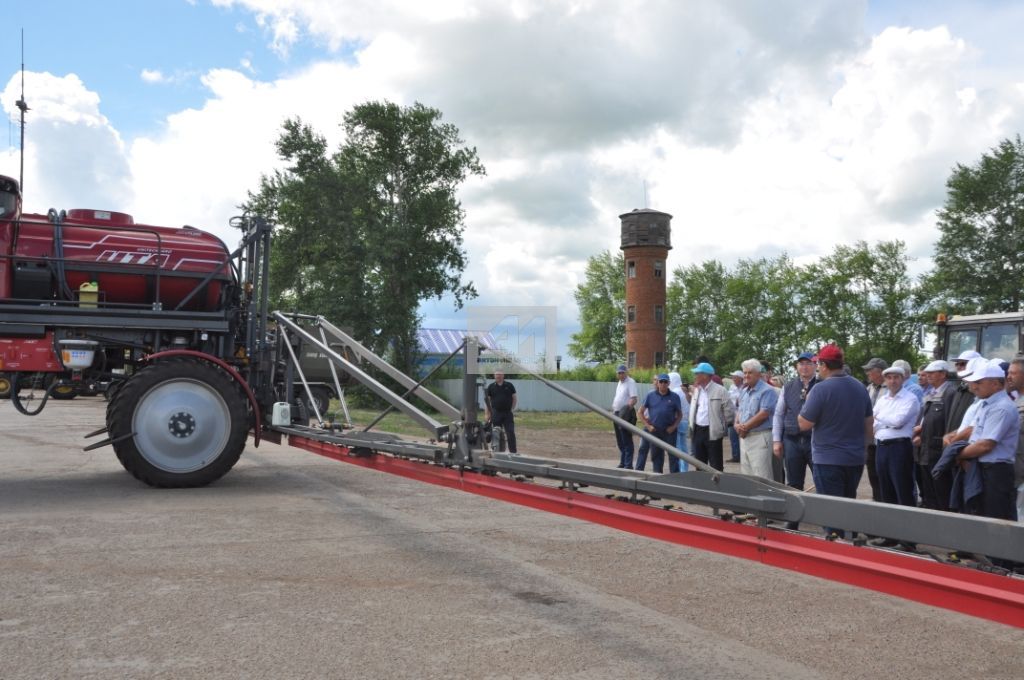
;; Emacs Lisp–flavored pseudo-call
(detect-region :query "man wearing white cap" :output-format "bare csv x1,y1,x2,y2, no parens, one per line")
873,365,921,508
892,359,924,404
946,350,983,433
944,356,987,447
913,360,955,510
956,358,1018,521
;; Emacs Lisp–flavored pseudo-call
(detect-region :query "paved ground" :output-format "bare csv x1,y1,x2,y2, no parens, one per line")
2,399,1022,679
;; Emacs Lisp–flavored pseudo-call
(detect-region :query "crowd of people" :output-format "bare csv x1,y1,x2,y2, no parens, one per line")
611,345,1024,539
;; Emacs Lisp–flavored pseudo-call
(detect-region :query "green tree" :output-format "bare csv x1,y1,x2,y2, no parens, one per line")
801,240,923,372
568,251,625,363
247,102,484,373
661,243,922,377
718,255,804,373
925,135,1024,314
665,260,730,369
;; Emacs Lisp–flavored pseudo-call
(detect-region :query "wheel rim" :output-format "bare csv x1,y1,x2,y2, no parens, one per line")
53,385,76,396
0,376,10,396
132,378,232,473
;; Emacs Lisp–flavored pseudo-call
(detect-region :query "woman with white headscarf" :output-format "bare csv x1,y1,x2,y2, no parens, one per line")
668,372,691,473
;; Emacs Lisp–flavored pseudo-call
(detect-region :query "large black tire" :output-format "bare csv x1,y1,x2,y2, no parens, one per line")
49,382,79,400
308,385,332,415
107,358,248,487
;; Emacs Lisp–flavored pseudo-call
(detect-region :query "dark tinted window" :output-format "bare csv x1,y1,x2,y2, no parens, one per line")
0,190,16,219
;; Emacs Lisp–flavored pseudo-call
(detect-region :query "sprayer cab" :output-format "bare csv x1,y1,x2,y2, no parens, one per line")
0,175,19,219
0,174,20,300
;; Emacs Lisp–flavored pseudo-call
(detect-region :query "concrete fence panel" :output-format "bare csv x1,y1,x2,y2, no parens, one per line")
433,379,655,412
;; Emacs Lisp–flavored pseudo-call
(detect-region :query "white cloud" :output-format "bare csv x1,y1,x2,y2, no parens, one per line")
140,69,166,84
0,72,131,211
3,3,1024,362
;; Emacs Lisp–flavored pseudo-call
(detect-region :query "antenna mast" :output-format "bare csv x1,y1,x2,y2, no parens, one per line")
15,29,29,195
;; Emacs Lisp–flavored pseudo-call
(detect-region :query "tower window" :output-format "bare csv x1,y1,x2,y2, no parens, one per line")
627,352,636,368
627,305,636,323
655,351,665,367
627,261,636,279
654,261,663,278
654,305,664,324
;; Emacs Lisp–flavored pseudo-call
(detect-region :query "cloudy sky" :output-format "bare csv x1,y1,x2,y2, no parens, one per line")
3,1,1023,365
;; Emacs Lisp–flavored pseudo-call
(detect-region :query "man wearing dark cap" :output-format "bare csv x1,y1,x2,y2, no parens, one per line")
611,365,638,469
862,356,888,502
799,344,874,537
638,373,684,474
772,352,819,497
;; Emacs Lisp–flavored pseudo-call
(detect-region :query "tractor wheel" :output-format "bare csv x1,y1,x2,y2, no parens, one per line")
107,358,248,487
49,382,79,400
0,373,11,400
308,385,332,415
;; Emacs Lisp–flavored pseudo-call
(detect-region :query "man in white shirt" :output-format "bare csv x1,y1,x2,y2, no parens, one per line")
727,370,743,462
873,365,921,508
611,364,638,469
688,362,735,471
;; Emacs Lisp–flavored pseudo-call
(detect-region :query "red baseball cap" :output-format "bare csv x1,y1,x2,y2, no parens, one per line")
817,343,843,363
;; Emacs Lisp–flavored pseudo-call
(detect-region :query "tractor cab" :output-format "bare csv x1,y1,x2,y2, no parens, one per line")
935,312,1024,362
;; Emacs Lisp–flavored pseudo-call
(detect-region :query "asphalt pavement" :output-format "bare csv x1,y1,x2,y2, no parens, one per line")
1,399,1021,679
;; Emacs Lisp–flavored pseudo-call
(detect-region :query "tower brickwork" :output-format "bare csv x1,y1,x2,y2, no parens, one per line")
620,209,672,369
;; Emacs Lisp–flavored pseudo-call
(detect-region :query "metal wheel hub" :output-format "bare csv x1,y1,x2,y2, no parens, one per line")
168,412,197,438
132,378,231,473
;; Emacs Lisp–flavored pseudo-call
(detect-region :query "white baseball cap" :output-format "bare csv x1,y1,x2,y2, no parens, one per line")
923,360,951,373
963,358,1007,382
957,357,986,378
956,350,983,362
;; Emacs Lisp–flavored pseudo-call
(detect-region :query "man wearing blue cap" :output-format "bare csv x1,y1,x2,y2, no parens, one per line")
611,365,638,468
639,373,684,473
689,362,735,471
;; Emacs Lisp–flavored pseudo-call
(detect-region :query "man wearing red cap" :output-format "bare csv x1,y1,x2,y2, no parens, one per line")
798,344,874,537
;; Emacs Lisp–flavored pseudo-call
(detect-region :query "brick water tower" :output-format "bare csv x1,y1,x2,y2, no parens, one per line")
620,208,672,369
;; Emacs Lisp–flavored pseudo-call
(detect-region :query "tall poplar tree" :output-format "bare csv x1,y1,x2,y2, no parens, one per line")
247,102,485,373
925,136,1024,313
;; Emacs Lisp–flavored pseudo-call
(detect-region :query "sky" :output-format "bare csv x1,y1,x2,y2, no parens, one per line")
3,0,1023,367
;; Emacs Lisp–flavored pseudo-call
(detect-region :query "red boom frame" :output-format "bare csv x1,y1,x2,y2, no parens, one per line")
288,433,1024,629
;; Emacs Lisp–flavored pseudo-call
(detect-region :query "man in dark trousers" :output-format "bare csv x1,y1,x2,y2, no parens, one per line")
638,373,684,474
772,351,819,528
798,343,874,538
485,371,518,453
913,360,955,510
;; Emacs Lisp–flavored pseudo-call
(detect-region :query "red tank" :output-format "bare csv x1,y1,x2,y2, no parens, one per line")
0,180,234,311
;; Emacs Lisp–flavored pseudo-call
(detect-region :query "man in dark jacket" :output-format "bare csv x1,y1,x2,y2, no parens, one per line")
485,371,518,453
773,352,819,492
913,360,954,510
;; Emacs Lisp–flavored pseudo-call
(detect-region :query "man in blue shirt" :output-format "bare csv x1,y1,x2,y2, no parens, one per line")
957,358,1019,521
639,373,684,474
799,344,874,537
735,358,778,480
